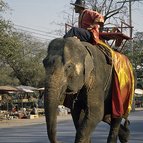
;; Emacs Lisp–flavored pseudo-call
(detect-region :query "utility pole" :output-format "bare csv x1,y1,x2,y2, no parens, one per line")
129,0,132,38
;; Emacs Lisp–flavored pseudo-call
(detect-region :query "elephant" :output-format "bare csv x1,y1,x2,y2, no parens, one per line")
43,37,133,143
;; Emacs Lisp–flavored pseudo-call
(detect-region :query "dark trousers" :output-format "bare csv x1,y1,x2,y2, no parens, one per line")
64,27,92,43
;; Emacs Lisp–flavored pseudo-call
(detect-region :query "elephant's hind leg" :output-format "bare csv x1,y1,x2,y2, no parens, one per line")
118,120,130,143
107,117,122,143
103,115,130,143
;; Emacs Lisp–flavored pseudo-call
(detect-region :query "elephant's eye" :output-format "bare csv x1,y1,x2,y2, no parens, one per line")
51,59,55,64
43,58,51,68
67,65,71,68
65,64,74,71
65,64,74,76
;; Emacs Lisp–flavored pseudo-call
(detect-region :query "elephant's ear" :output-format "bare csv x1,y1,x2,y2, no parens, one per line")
84,48,94,83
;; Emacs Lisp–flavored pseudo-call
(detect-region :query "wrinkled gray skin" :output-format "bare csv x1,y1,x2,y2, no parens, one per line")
43,37,130,143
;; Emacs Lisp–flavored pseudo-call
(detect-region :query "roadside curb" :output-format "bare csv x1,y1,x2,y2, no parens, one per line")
0,114,72,128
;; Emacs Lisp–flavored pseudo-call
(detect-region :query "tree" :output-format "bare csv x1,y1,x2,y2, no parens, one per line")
0,0,16,85
122,32,143,88
0,0,8,12
0,1,47,87
133,32,143,87
87,0,128,22
0,31,47,87
123,32,143,67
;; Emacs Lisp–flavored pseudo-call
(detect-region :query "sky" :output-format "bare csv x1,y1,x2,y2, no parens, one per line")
3,0,143,41
4,0,73,40
4,0,72,29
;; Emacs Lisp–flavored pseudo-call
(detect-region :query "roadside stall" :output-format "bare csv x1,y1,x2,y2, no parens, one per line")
134,88,143,108
0,86,18,120
0,85,41,120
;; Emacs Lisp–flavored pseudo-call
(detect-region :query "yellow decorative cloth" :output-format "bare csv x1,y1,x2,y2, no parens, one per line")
98,40,135,118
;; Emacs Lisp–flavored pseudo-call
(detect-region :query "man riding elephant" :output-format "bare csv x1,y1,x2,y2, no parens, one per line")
64,0,104,45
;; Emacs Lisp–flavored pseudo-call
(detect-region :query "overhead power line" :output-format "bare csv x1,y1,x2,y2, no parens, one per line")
14,28,54,41
13,24,60,40
118,0,143,2
15,28,57,39
14,24,55,36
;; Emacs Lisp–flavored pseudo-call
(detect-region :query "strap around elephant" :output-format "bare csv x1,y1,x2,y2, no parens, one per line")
84,45,94,85
97,40,114,91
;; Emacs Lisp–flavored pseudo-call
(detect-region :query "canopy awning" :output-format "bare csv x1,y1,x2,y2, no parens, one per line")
135,88,143,95
0,86,18,94
16,85,37,93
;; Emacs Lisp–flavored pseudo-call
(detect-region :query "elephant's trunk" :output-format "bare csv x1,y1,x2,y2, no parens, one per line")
44,63,67,143
43,54,72,143
44,89,59,143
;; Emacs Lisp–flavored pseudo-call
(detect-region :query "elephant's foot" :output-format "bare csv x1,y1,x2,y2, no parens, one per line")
107,117,122,143
107,130,118,143
118,124,130,143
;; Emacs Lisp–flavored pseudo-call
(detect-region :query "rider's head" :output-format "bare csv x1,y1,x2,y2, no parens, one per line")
70,0,86,13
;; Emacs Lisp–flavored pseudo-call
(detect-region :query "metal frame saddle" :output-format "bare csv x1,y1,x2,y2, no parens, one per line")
65,21,133,52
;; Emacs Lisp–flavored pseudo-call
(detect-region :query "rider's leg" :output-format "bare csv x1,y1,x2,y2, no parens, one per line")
64,27,92,42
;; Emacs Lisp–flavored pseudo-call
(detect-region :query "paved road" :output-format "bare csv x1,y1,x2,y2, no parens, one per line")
0,110,142,143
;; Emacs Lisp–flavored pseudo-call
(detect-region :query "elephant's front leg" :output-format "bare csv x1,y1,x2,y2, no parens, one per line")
71,100,91,143
73,86,104,143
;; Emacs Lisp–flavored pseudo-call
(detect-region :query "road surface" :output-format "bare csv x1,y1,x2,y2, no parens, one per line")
0,110,142,143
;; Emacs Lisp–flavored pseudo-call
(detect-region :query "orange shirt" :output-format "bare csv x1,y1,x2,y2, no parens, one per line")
78,9,104,29
78,9,104,44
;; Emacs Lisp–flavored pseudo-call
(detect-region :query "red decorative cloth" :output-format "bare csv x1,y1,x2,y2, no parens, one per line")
112,51,135,118
98,40,135,118
112,71,123,118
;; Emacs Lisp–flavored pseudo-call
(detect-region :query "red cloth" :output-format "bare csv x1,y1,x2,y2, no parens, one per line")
111,52,135,118
112,71,123,118
98,40,135,118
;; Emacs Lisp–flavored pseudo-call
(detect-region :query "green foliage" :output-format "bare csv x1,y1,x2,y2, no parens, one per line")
0,0,8,12
122,32,143,88
0,65,19,85
0,0,47,87
0,30,47,87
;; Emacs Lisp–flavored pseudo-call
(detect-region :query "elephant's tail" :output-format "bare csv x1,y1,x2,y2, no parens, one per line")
124,118,130,128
